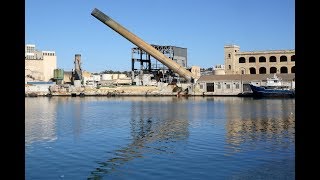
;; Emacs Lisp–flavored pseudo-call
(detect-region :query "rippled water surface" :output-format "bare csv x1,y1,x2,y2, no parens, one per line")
25,96,295,180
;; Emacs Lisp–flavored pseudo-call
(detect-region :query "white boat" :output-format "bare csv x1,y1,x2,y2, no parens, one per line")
249,74,295,98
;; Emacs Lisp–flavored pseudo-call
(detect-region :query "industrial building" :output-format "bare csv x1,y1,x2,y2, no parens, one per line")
131,44,200,85
25,44,57,82
132,45,187,72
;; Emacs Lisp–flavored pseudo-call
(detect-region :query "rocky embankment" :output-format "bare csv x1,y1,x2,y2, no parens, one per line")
25,83,192,97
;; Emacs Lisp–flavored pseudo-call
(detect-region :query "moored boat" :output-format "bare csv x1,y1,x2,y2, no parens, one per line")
249,84,295,98
249,74,295,98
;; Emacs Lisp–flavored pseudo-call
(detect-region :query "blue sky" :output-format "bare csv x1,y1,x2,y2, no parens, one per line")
25,0,295,73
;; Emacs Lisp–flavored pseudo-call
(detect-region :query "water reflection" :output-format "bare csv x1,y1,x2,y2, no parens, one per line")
88,97,190,179
25,97,88,145
25,96,295,179
25,97,58,145
225,98,295,153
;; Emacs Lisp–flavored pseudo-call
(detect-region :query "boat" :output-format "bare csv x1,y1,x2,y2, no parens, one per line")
249,74,295,98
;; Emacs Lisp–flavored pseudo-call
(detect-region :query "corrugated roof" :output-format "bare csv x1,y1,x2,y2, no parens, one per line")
197,73,295,82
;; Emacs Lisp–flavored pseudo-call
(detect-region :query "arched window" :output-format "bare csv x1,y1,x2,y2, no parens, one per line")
291,55,295,61
291,66,295,73
270,67,277,74
229,65,231,70
280,66,288,73
269,56,276,62
249,57,256,63
249,67,256,74
259,56,266,62
228,54,231,58
280,56,287,62
239,57,245,63
259,67,266,74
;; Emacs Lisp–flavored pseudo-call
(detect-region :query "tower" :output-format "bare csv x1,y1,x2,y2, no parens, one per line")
224,45,240,75
72,54,83,86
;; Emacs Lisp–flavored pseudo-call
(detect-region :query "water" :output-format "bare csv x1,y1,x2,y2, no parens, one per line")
25,96,295,180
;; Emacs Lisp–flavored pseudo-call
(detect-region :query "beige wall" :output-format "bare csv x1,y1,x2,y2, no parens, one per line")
25,60,45,80
191,66,201,79
25,52,57,82
224,45,295,75
42,52,57,81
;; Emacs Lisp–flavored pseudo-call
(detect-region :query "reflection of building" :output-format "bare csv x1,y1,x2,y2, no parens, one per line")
25,98,57,144
89,97,190,178
25,44,57,82
224,98,295,149
224,45,295,75
130,99,190,142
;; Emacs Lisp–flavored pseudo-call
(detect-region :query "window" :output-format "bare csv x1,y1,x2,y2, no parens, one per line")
249,67,256,74
280,66,288,73
291,55,295,62
206,83,214,92
239,57,245,63
269,56,276,62
226,84,230,89
249,57,256,63
280,56,287,62
235,84,239,89
270,67,277,73
259,56,266,62
259,67,266,74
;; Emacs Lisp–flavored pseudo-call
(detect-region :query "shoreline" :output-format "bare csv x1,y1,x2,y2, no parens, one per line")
25,92,246,97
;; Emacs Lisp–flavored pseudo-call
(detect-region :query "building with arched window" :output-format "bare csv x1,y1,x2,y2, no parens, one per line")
224,45,295,75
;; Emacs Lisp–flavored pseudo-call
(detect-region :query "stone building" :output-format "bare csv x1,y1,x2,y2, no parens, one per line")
224,45,295,75
25,44,57,82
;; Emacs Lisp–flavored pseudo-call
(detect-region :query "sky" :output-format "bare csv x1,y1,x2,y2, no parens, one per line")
25,0,295,73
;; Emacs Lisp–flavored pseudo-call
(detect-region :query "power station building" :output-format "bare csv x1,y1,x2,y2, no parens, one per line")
131,45,200,84
132,45,188,71
25,44,57,82
224,45,295,75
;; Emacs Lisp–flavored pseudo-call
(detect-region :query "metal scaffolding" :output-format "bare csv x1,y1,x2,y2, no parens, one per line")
131,45,188,83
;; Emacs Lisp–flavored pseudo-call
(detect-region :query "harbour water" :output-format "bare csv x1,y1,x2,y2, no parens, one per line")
25,96,295,179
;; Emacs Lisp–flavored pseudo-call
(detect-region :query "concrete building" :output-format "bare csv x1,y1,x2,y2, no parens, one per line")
195,73,295,96
224,45,295,75
190,66,201,79
25,44,57,82
63,71,73,84
212,64,225,75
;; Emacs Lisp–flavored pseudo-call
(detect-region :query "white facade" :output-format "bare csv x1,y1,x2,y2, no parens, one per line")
25,44,57,82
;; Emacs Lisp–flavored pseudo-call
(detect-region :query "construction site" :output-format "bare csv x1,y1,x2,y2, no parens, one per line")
25,8,295,97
